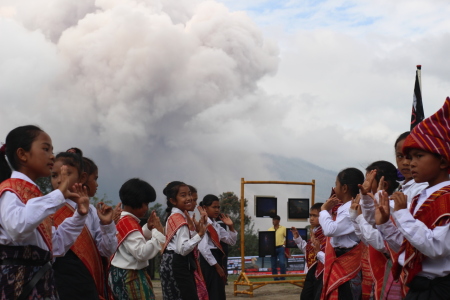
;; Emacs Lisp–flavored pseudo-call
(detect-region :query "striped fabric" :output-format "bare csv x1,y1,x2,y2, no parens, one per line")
403,97,450,169
108,265,154,300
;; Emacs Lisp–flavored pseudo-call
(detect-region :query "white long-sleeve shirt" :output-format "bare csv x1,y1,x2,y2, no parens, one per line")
66,199,117,257
0,171,87,256
393,181,450,279
111,211,166,270
354,214,386,253
198,218,237,266
319,201,359,248
165,207,202,256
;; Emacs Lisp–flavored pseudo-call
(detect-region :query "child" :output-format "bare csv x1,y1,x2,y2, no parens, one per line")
187,184,209,300
109,178,165,300
198,194,237,300
319,167,365,299
394,132,428,203
0,125,90,299
160,181,207,300
52,149,117,300
291,202,325,300
351,161,403,300
376,97,450,298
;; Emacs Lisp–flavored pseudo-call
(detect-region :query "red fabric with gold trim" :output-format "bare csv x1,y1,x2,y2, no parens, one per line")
0,178,53,251
321,239,363,300
116,215,143,248
162,213,188,252
403,97,450,172
392,186,450,285
206,225,224,255
368,245,388,300
361,245,373,300
54,203,106,299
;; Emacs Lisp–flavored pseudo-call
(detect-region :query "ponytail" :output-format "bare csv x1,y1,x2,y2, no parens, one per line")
0,125,43,182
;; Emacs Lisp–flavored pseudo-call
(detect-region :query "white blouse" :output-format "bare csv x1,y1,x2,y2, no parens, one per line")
66,199,117,257
198,218,237,266
165,207,202,256
0,171,87,256
111,211,166,270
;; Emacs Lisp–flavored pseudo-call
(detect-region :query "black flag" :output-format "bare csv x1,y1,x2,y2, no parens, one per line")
411,65,424,130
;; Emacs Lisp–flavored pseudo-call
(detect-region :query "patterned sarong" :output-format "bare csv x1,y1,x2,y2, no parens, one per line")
108,265,154,300
160,252,182,300
0,245,58,300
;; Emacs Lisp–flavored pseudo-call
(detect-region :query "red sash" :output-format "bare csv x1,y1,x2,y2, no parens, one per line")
368,245,387,300
303,226,326,277
0,178,53,251
54,203,106,299
116,215,143,247
207,224,224,254
162,213,188,252
392,186,450,285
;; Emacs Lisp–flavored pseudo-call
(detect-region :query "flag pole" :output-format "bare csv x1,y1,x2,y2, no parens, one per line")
417,65,422,95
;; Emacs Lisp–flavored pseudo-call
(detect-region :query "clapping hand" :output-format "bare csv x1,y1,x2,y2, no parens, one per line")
71,183,90,216
291,227,299,239
96,202,113,225
374,191,390,225
321,194,340,211
359,169,377,195
219,213,235,232
147,211,164,234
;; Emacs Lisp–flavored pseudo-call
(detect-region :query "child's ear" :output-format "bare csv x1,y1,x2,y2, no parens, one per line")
16,148,27,163
383,181,389,192
169,198,177,206
342,184,348,194
440,157,450,170
80,171,88,183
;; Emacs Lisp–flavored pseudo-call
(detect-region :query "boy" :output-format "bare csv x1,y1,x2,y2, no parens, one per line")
292,202,325,300
109,178,166,300
376,97,450,299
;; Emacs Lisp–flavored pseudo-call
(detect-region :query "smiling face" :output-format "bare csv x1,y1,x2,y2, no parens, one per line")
395,138,412,181
85,170,99,197
204,200,220,219
407,148,449,186
170,185,193,211
51,160,80,191
20,131,55,181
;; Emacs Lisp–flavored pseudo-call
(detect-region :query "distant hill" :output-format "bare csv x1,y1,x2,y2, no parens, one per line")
264,154,337,203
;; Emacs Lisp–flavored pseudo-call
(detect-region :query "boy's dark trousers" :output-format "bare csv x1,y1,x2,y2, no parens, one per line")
300,263,323,300
405,274,450,300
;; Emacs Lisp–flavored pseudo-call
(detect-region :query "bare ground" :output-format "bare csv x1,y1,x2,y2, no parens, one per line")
152,278,302,299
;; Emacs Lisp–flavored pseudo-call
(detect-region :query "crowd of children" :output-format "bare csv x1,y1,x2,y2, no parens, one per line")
0,97,450,299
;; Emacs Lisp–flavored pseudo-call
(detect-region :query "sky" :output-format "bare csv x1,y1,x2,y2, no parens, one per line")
1,0,450,229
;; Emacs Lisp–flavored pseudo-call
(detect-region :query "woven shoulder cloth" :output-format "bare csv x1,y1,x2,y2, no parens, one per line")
392,185,450,285
162,213,188,252
0,178,53,251
207,224,224,254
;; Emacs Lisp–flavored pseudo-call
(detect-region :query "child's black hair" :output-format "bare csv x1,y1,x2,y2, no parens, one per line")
310,202,323,211
366,160,400,195
163,181,188,222
55,148,84,177
199,194,219,207
188,185,197,194
395,131,410,148
336,168,365,198
119,178,156,209
83,157,98,176
0,125,43,182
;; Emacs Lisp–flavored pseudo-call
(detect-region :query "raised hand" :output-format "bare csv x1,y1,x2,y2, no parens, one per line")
321,194,340,211
198,206,208,224
359,169,377,195
392,191,408,212
350,194,362,216
374,190,390,225
113,203,122,224
58,166,79,199
96,202,113,225
312,237,321,254
183,210,196,231
72,183,90,216
147,211,164,233
377,176,385,192
219,213,235,232
291,227,299,239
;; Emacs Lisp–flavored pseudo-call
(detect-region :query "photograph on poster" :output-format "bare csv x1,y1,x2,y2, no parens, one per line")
288,198,309,219
285,228,308,248
258,231,276,257
255,196,277,217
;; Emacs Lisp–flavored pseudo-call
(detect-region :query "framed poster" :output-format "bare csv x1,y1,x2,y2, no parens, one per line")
255,196,277,218
285,228,308,248
258,231,276,257
288,198,309,219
